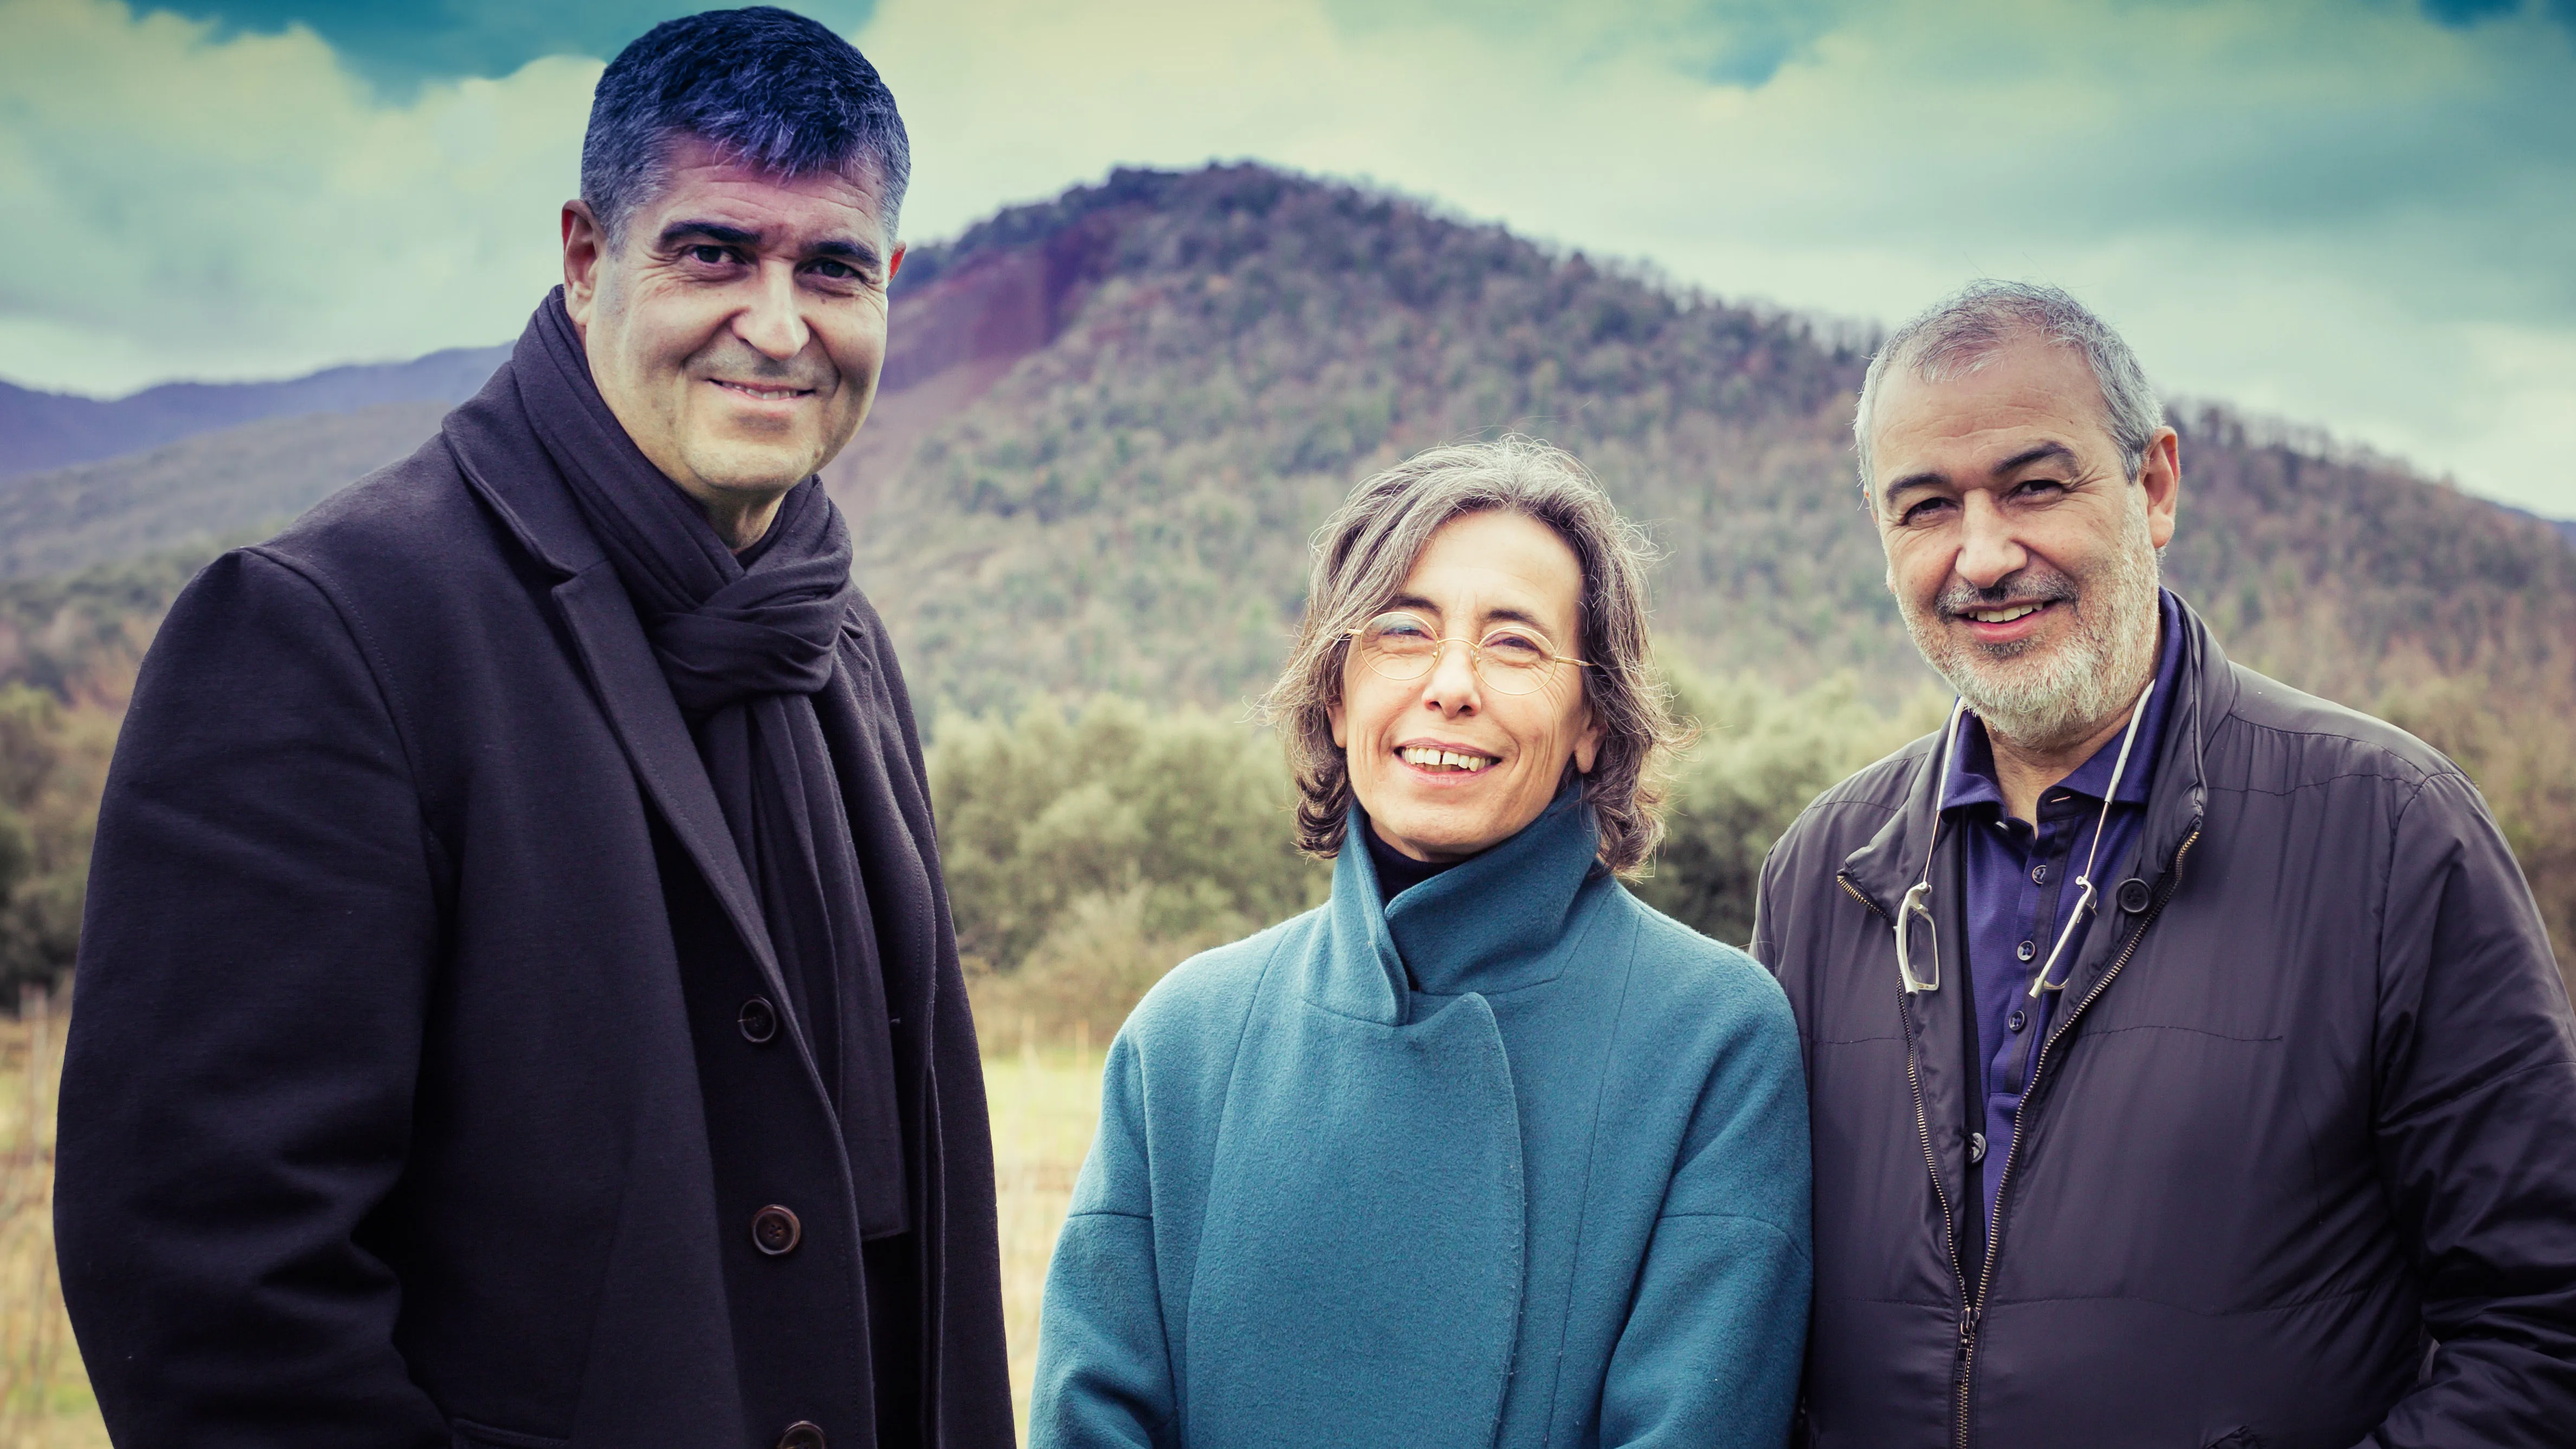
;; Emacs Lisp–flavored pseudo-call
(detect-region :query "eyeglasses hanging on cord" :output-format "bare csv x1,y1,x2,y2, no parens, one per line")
1893,681,2157,999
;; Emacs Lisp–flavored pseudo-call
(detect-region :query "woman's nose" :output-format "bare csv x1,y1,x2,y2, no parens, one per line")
1419,640,1482,713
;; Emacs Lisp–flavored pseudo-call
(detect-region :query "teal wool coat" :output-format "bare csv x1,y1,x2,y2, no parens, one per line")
1030,790,1812,1449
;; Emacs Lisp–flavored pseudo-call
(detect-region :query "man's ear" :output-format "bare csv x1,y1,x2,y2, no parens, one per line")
887,244,906,284
561,200,608,332
2139,425,2181,550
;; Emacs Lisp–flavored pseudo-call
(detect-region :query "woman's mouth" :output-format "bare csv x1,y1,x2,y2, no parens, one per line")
1396,745,1497,774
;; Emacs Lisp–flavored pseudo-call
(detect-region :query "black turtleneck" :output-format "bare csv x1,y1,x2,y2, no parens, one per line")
1365,824,1471,905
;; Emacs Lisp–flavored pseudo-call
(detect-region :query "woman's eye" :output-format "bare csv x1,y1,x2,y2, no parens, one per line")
1482,632,1548,661
1367,614,1434,644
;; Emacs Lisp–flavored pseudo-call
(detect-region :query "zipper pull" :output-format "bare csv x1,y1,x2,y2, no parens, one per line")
1958,1303,1981,1343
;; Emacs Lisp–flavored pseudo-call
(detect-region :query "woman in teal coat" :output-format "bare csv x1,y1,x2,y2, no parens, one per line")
1031,438,1812,1448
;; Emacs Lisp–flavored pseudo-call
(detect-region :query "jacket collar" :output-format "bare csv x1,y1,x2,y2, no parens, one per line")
1313,784,1603,1026
441,293,612,581
1840,590,2226,921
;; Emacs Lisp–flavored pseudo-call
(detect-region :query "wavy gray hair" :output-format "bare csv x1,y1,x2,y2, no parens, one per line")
1854,279,2165,488
1260,437,1684,874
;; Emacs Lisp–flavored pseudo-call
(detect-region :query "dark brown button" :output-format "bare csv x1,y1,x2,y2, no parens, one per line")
738,997,778,1044
778,1422,826,1449
2117,878,2153,914
752,1204,802,1256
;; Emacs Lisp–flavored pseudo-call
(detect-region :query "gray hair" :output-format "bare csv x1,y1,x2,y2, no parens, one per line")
1854,280,2165,488
582,7,910,249
1260,437,1686,874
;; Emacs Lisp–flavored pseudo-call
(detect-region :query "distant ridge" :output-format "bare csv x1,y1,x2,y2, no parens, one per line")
0,344,508,481
0,402,451,579
3,164,2571,721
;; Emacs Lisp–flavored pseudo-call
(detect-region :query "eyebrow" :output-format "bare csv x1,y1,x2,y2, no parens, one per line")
657,219,886,269
1880,440,2081,507
1383,593,1555,633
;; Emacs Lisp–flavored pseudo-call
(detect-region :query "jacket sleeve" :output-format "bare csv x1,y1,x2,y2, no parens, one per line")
1028,1034,1178,1449
1599,980,1813,1449
1748,833,1787,969
2362,769,2576,1446
53,549,449,1448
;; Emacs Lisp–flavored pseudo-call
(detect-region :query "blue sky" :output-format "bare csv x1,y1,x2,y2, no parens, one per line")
3,0,2571,515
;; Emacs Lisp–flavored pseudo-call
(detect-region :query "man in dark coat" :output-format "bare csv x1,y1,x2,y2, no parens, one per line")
1752,280,2576,1447
54,11,1012,1448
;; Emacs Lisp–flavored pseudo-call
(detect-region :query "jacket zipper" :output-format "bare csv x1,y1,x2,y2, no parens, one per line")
1838,872,1978,1446
1951,826,2201,1448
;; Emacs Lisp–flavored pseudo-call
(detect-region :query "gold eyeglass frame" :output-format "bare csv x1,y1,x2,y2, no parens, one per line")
1342,612,1595,696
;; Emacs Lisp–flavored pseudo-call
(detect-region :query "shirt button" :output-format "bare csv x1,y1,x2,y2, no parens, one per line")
1968,1131,1987,1163
778,1422,827,1449
752,1205,803,1257
2009,1009,2028,1033
2031,864,2048,884
738,997,779,1045
2016,939,2037,962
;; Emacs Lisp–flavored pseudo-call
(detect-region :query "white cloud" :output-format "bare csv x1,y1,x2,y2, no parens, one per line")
0,0,590,387
4,0,2572,516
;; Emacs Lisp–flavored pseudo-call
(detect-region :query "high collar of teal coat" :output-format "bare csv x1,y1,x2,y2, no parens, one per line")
1320,782,1606,1025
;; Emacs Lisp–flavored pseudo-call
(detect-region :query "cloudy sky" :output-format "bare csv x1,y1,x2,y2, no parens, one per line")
4,0,2571,514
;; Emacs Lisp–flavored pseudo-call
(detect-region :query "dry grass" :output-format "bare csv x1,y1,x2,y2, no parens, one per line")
0,998,1100,1448
988,1037,1108,1441
0,990,102,1449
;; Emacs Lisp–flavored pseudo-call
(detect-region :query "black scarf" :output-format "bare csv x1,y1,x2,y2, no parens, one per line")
519,290,906,1235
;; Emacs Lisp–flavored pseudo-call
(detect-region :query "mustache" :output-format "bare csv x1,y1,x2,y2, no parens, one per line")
1934,570,2079,618
693,347,836,392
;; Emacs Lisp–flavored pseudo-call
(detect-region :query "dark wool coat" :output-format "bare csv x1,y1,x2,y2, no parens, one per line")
54,365,1013,1449
1752,600,2576,1448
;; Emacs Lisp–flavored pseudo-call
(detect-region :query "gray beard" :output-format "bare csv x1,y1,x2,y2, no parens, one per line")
1896,501,2163,752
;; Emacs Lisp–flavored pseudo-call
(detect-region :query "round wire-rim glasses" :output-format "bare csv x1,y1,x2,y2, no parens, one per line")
1343,611,1593,696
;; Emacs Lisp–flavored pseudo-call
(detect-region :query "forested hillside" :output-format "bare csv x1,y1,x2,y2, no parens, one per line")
1,162,2571,993
835,165,2576,721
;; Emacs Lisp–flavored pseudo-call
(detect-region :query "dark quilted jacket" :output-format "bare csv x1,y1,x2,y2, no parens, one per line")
1751,599,2576,1448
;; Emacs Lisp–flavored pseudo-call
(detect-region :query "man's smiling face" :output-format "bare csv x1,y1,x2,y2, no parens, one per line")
1867,334,2178,748
563,134,903,532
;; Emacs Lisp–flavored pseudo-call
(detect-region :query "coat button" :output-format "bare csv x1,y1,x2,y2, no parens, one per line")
752,1205,802,1256
778,1422,826,1449
738,997,779,1044
2117,878,2152,914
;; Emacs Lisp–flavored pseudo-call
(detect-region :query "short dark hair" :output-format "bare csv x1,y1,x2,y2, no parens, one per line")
581,7,910,247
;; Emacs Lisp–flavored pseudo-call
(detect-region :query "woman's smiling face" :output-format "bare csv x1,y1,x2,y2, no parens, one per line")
1329,509,1602,862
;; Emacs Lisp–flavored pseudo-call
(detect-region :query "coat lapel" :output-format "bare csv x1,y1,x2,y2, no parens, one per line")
442,378,806,1048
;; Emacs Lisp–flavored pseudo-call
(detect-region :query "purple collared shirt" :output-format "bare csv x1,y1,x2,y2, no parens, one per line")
1944,589,2183,1229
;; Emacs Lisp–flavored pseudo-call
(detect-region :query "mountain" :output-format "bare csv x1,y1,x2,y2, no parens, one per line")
0,345,507,481
3,162,2574,979
0,402,451,579
817,165,2576,721
6,163,2573,724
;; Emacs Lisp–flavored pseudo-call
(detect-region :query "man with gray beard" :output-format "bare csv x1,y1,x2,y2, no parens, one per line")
1751,280,2576,1447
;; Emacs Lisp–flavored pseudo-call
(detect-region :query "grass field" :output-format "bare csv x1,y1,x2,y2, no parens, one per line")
0,999,1105,1448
